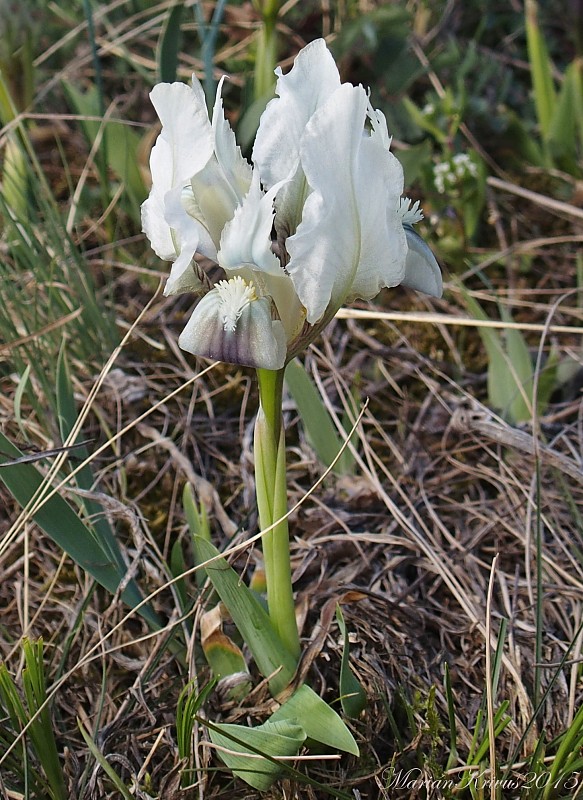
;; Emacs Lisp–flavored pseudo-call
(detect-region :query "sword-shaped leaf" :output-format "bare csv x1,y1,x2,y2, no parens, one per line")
193,535,297,696
208,719,306,791
270,684,359,756
0,431,159,628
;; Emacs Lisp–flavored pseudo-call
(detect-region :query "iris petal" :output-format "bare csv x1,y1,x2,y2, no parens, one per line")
401,225,443,298
285,86,410,323
179,278,287,370
253,39,341,190
142,80,213,267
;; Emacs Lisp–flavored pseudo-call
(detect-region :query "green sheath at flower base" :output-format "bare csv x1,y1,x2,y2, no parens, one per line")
193,535,297,697
255,368,300,660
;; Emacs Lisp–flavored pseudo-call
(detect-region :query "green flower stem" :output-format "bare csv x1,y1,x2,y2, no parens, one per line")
255,367,300,660
253,0,280,101
254,18,278,100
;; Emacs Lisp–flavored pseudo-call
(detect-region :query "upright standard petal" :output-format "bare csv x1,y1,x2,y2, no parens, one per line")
253,38,341,187
286,91,411,323
285,84,370,324
178,277,287,370
212,77,253,199
150,80,213,186
217,170,282,277
346,106,407,303
184,79,253,254
142,79,214,264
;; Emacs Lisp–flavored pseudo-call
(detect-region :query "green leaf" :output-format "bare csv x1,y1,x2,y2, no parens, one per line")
335,605,367,718
62,82,146,205
78,720,134,800
0,639,67,799
545,702,583,798
183,483,211,541
21,640,67,800
503,317,535,423
157,1,184,83
269,684,360,756
443,663,459,771
496,106,546,167
56,345,124,573
525,0,557,142
285,359,354,474
208,719,306,791
548,59,583,166
461,291,533,423
183,483,212,586
13,364,31,441
192,536,297,696
402,97,448,144
0,432,160,628
2,133,29,220
103,121,147,204
169,538,188,611
461,292,514,414
176,680,216,761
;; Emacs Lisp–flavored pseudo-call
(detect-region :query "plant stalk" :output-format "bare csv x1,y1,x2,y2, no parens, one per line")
253,0,280,101
255,367,300,660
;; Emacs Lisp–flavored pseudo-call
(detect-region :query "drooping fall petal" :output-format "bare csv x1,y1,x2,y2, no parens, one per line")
401,225,443,297
163,186,208,295
178,277,287,370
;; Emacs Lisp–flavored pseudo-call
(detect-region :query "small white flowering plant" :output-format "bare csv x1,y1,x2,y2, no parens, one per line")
432,149,485,245
143,39,441,785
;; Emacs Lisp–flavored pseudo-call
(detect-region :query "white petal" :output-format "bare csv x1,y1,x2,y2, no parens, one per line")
142,79,214,263
217,170,283,276
176,78,252,254
368,104,393,150
179,185,217,260
252,39,341,190
189,158,242,250
212,77,253,199
346,113,407,302
150,79,213,186
402,226,443,297
163,187,205,295
141,139,175,260
286,86,411,321
285,84,370,323
178,278,287,370
259,270,305,341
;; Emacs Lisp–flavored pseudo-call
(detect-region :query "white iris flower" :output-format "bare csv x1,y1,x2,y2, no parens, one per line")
142,39,442,370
